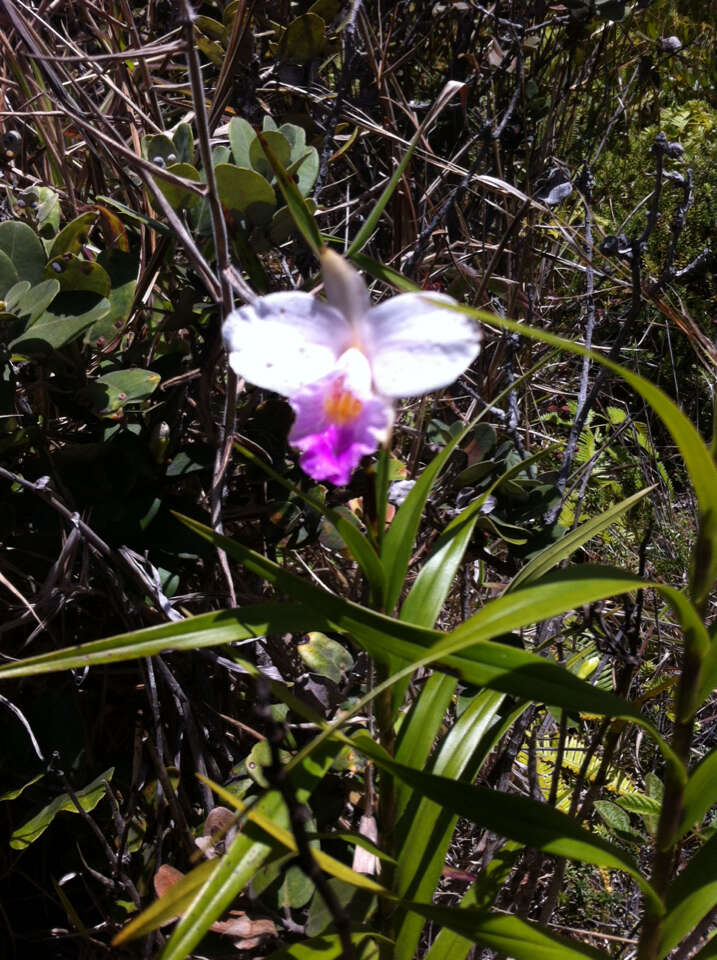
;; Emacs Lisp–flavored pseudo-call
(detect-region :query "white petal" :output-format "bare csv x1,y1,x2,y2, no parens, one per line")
365,293,481,398
320,249,371,325
333,347,373,397
222,292,352,396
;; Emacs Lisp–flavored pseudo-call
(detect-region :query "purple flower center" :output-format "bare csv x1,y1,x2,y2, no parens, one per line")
288,350,393,486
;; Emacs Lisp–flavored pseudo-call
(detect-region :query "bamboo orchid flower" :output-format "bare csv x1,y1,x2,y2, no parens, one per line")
222,250,481,485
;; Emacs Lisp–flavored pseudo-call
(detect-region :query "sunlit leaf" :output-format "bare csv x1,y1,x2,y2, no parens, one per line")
0,604,326,679
352,731,661,912
115,792,284,953
48,211,98,259
215,162,276,226
507,487,653,592
424,843,523,960
10,768,114,850
405,903,610,960
393,689,510,959
680,750,717,837
0,220,45,285
658,833,717,957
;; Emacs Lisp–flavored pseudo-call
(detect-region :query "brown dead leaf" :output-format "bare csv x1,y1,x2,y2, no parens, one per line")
153,863,185,900
152,862,277,946
211,914,277,939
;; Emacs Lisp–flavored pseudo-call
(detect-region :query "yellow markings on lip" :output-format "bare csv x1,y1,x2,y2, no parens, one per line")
323,383,363,425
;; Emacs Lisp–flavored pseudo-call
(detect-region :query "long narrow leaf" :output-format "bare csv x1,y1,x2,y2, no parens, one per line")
507,486,654,592
393,690,509,960
381,422,467,615
394,673,457,818
680,751,717,837
257,130,322,256
173,517,682,770
406,904,610,960
399,510,477,628
349,252,421,292
425,843,523,960
114,792,285,954
202,777,391,897
697,630,717,705
175,513,440,658
346,81,464,256
392,447,558,828
403,445,559,625
159,791,285,960
113,861,217,942
352,731,662,914
658,833,717,957
457,306,717,526
0,603,327,679
382,353,555,615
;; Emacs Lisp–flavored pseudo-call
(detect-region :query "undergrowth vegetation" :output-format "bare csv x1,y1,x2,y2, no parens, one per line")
0,1,715,958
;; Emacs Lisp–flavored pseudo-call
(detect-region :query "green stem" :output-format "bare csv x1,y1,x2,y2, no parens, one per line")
374,444,391,557
639,503,717,960
637,639,703,959
375,662,397,936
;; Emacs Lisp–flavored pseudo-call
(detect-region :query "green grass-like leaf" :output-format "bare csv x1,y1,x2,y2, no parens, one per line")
405,904,610,960
256,130,322,256
346,81,464,256
382,353,554,616
393,689,509,959
424,843,523,960
658,833,717,957
353,731,662,913
507,486,654,592
0,604,328,679
680,749,717,837
173,515,684,773
157,791,285,960
461,306,717,535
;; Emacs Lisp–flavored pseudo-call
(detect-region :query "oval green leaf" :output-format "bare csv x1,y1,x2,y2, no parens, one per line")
278,12,327,62
215,162,276,226
228,116,255,168
10,768,113,850
249,130,291,180
157,162,201,210
11,293,110,354
82,368,161,419
0,248,19,298
0,220,46,285
45,255,111,297
48,211,98,259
